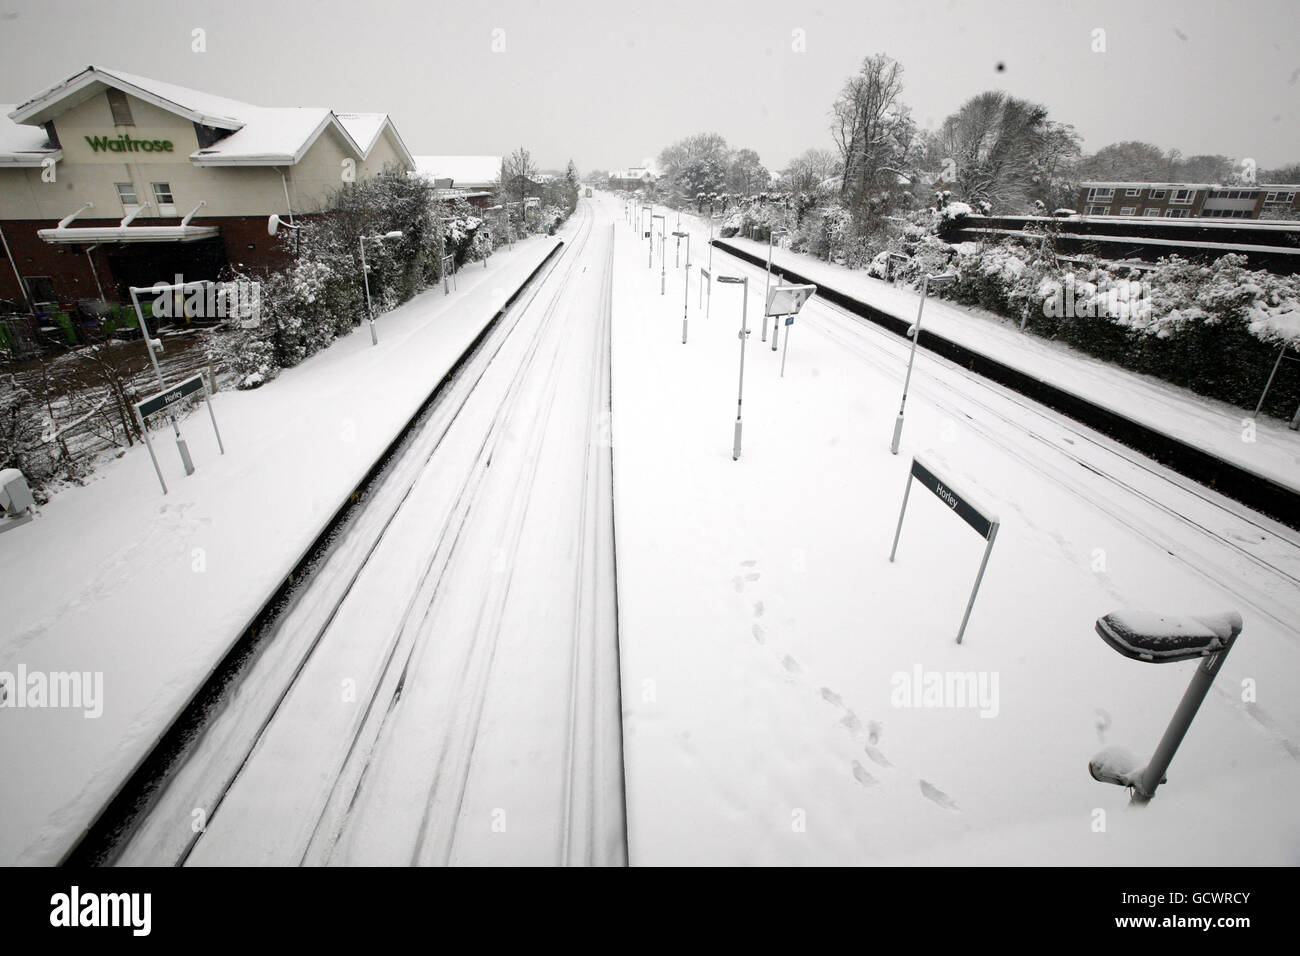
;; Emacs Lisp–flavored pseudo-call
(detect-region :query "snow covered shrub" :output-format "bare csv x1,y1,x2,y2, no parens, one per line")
0,378,58,495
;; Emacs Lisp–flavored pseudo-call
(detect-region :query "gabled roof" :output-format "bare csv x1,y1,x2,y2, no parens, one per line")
414,155,502,188
0,106,62,166
336,112,415,167
5,66,415,169
8,66,247,129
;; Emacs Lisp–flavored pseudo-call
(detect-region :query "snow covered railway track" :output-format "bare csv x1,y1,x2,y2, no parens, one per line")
101,204,626,866
713,246,1300,635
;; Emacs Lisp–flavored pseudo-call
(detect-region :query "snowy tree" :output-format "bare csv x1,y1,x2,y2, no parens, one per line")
831,54,917,224
657,133,731,200
727,148,770,196
935,91,1053,211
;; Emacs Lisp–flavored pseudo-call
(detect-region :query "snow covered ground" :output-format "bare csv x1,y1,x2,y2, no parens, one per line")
117,203,625,866
0,231,563,866
607,193,1300,865
718,233,1300,495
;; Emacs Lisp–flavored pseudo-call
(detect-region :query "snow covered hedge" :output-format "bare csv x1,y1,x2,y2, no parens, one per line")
885,238,1300,417
217,166,444,389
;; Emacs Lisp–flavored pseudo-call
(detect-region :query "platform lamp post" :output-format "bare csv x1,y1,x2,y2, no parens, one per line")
673,231,691,343
672,230,690,270
359,230,404,346
717,274,751,460
890,272,956,455
1089,609,1243,805
762,227,789,345
652,214,666,293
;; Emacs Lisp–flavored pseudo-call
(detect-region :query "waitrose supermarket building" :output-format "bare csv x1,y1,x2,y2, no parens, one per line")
0,65,414,313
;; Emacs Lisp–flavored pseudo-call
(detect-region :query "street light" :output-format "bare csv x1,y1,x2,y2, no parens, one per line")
673,231,691,344
717,274,750,460
268,213,302,256
651,214,666,293
890,272,956,455
1089,609,1243,805
359,230,404,346
672,230,690,270
763,227,789,346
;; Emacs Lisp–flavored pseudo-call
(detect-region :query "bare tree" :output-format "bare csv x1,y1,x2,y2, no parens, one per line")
831,54,916,225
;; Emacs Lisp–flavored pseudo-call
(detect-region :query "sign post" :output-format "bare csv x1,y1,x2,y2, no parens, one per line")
133,372,225,495
764,282,816,377
890,456,1000,644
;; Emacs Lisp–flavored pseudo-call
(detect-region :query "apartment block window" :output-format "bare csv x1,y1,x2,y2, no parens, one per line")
115,182,139,207
1144,209,1161,217
1125,188,1141,197
1170,189,1194,204
152,182,177,216
1164,208,1190,218
1264,191,1296,203
1086,187,1115,202
1119,207,1137,216
106,88,134,126
1149,189,1167,199
1085,204,1110,216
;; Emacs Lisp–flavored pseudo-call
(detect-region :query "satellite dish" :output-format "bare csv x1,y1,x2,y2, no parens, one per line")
267,214,282,236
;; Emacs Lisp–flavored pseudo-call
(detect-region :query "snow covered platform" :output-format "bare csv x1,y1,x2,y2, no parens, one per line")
717,235,1300,522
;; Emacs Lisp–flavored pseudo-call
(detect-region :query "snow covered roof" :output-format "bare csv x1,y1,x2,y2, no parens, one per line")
413,155,502,188
0,106,61,165
336,112,415,166
5,66,414,169
9,66,248,129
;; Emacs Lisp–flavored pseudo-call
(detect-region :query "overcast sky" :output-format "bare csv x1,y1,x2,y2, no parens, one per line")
2,0,1297,173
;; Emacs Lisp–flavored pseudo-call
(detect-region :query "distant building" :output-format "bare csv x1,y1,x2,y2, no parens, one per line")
1077,182,1300,220
413,155,501,208
608,167,654,191
0,65,414,311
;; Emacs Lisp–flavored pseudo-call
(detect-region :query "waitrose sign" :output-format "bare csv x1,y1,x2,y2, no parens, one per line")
84,133,174,153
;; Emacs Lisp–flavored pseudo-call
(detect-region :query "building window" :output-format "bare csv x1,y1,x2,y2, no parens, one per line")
1164,208,1189,218
152,182,177,215
1144,209,1161,217
1119,207,1137,216
1170,189,1194,204
1125,188,1141,197
1086,204,1110,216
1149,189,1166,200
24,276,56,305
1086,187,1115,202
1264,191,1296,204
115,182,139,207
106,88,134,126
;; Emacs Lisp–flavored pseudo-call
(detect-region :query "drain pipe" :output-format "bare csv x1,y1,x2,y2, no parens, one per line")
0,224,32,311
277,168,296,227
84,243,106,301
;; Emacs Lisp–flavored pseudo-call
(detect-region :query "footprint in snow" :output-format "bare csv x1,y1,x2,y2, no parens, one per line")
753,601,764,618
741,559,757,568
867,720,882,745
851,761,877,787
863,745,892,768
732,576,745,593
920,780,959,811
782,655,802,675
840,712,863,735
820,687,843,708
752,624,766,644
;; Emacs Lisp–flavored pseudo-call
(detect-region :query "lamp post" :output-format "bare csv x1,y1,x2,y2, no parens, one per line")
672,230,690,270
717,275,750,460
652,214,666,294
360,230,404,346
890,272,956,455
763,227,788,345
673,231,691,344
